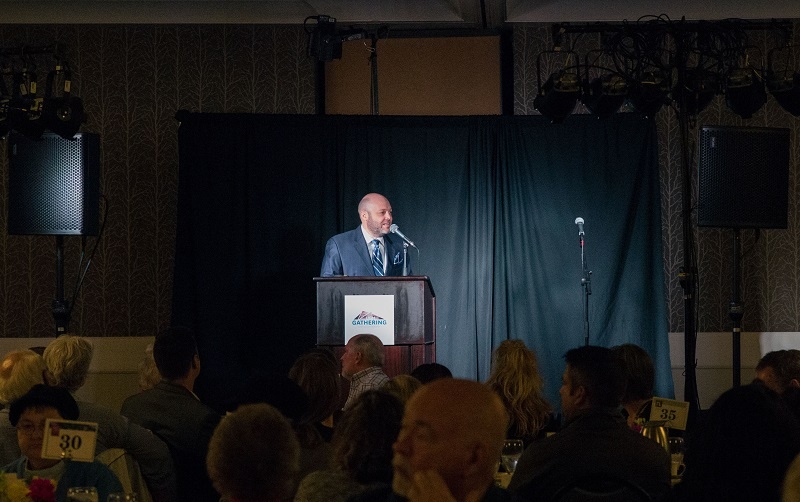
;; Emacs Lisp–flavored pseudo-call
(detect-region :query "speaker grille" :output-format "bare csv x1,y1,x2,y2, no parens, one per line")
698,126,790,229
8,132,100,235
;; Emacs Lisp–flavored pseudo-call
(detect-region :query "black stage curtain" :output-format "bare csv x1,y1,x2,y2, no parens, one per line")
174,112,672,409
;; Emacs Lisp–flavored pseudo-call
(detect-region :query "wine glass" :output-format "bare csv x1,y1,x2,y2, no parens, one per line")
66,487,98,502
501,439,524,474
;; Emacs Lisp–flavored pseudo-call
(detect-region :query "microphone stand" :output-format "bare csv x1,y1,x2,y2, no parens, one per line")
402,242,409,276
579,232,592,346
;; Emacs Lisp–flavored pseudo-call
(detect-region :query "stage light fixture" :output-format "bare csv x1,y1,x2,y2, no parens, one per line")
724,68,766,119
627,71,672,119
41,67,85,139
534,71,580,123
674,67,720,115
581,74,628,119
767,70,800,116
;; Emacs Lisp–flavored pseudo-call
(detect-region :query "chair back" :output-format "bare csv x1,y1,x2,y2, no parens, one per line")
548,473,652,502
96,448,153,502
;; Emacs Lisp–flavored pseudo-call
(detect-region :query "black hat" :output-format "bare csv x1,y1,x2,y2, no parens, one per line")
9,384,79,426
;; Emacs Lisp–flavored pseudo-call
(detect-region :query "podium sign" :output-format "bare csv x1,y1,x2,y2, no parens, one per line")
315,276,436,376
344,294,395,345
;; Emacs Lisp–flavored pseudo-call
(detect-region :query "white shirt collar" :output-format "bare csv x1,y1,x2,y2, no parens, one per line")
360,225,384,247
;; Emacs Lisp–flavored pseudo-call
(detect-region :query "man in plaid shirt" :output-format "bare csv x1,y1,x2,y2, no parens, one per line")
341,334,390,410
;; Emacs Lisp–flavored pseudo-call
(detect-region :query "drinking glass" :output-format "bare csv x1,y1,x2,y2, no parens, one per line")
107,494,138,502
501,439,524,474
668,437,685,477
66,487,98,502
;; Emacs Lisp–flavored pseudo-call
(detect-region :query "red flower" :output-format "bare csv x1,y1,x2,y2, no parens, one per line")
27,478,56,502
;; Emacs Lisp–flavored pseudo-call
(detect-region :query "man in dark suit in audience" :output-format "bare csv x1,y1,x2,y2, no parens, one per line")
508,345,671,501
320,192,411,277
121,327,222,502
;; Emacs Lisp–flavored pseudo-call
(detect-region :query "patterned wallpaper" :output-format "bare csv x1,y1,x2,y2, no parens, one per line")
0,25,315,337
0,22,797,337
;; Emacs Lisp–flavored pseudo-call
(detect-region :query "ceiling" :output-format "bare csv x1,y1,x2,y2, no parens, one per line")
0,0,798,26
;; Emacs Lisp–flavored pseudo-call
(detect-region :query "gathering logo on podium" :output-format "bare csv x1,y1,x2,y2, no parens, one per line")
352,311,387,326
344,295,395,345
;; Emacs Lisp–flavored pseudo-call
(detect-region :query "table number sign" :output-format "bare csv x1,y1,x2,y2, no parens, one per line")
42,419,99,462
649,397,690,431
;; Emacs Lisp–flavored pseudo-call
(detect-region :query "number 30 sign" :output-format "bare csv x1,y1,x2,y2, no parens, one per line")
42,419,99,462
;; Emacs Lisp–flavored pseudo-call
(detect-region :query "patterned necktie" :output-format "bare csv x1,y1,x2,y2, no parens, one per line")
371,239,384,276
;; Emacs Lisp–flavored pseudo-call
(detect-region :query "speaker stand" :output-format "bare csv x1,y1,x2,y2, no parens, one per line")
52,235,71,336
729,228,744,387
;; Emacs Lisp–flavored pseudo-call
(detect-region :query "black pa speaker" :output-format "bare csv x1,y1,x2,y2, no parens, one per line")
698,125,790,229
8,132,100,235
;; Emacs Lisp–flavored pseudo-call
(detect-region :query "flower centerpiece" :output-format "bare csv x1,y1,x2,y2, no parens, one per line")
0,474,56,502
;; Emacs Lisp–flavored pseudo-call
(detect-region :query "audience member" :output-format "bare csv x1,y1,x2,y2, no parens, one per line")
295,390,403,502
0,349,46,465
756,350,800,395
289,349,341,442
756,349,800,421
352,378,509,502
486,340,554,446
611,343,656,430
676,383,800,502
783,452,800,502
138,343,161,392
43,335,177,502
121,327,222,502
1,384,123,501
341,334,390,410
226,371,333,485
409,363,452,384
508,345,670,501
382,374,422,405
207,403,300,502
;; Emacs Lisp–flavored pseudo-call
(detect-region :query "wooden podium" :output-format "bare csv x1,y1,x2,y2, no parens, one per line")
314,276,436,377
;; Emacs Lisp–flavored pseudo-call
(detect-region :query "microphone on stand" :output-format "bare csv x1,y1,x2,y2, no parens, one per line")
574,217,585,236
390,224,417,248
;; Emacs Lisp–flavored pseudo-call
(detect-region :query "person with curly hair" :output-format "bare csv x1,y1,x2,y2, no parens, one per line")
486,339,554,446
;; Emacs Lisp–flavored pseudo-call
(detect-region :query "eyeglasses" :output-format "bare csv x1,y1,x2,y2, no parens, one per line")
16,421,46,436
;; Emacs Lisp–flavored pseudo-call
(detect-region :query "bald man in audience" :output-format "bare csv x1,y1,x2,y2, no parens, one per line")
388,378,512,502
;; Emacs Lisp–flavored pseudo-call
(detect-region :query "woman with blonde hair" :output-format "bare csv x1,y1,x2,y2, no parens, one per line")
486,339,554,445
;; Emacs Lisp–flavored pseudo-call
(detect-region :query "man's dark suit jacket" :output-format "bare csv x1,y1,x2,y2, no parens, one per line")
320,226,410,277
121,381,222,502
507,408,671,502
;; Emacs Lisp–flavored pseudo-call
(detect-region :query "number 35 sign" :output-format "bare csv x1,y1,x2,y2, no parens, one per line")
649,397,689,431
42,419,99,462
